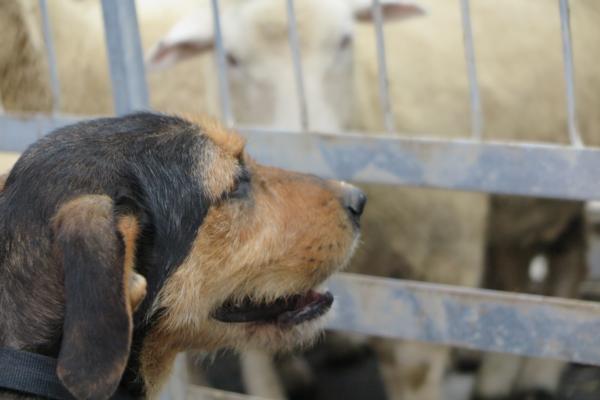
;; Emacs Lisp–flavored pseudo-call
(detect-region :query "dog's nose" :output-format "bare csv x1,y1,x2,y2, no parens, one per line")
341,183,366,221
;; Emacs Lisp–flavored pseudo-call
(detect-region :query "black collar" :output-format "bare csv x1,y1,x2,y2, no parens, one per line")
0,348,137,399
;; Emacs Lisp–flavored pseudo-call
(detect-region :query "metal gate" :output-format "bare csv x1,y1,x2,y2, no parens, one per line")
2,0,600,384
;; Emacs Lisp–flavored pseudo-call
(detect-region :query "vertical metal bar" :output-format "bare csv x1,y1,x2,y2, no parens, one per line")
38,0,61,113
558,0,583,147
372,0,395,133
101,0,149,115
210,0,234,126
460,0,484,140
286,0,309,131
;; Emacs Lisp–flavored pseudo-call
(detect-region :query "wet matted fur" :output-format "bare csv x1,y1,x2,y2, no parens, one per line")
0,113,364,399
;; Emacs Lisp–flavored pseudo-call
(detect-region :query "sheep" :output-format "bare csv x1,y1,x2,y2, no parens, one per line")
0,0,208,116
0,0,51,187
353,0,600,398
146,0,428,131
0,0,52,113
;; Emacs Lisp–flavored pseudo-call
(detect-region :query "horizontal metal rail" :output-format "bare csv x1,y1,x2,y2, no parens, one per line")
2,114,600,201
0,114,82,150
327,273,600,366
188,386,268,400
243,128,600,201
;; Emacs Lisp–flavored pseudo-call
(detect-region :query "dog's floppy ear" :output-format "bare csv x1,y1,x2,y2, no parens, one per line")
52,194,146,400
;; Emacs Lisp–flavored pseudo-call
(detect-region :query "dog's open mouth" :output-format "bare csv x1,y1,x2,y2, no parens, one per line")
212,290,333,326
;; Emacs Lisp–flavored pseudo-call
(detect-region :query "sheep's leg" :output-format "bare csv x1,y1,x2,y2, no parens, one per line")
375,339,449,400
474,353,522,399
276,354,316,399
184,352,210,386
514,215,586,396
513,358,564,396
474,238,534,399
545,214,586,299
241,350,286,399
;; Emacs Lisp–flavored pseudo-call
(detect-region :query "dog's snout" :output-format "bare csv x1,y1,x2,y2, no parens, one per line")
341,184,366,220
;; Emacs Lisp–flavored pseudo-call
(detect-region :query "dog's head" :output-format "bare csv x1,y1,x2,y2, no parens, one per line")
0,113,364,399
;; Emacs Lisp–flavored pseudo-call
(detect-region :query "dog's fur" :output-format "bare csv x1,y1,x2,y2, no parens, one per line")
0,113,361,399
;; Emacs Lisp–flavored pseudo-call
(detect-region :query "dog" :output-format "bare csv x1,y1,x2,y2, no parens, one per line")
0,112,365,400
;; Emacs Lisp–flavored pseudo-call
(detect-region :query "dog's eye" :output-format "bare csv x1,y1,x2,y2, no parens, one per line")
230,170,251,199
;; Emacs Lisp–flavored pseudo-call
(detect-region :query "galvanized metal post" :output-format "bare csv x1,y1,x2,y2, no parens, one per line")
372,0,395,133
38,0,61,113
286,0,309,131
101,0,149,115
210,0,234,126
558,0,583,147
460,0,484,140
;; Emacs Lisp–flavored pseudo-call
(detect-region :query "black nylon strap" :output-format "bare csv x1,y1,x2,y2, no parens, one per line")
0,348,136,399
0,348,74,399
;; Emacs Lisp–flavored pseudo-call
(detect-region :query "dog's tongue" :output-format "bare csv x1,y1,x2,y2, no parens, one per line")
276,290,333,327
212,290,333,325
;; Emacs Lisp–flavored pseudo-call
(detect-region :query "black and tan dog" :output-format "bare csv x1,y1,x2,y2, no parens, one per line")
0,113,365,399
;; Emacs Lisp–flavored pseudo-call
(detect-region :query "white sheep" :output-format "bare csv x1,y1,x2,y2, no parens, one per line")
353,0,599,398
0,0,52,175
1,0,215,116
146,0,427,131
0,0,52,113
